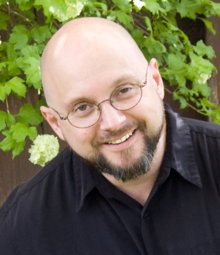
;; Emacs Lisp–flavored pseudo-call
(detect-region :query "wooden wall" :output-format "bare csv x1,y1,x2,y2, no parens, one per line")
0,17,219,207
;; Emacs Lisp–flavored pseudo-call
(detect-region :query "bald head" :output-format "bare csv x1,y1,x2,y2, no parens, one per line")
41,17,147,108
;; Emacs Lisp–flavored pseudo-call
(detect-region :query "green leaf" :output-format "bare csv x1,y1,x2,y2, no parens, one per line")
189,52,216,78
112,0,131,11
0,111,7,131
0,0,8,6
143,0,165,15
0,131,15,152
17,103,44,126
9,25,29,50
6,43,17,61
31,26,52,44
37,99,47,107
0,11,10,30
0,129,26,157
176,0,207,19
21,45,41,59
6,113,16,128
194,40,216,59
145,17,153,34
175,74,186,87
144,37,166,54
16,57,28,70
15,0,34,10
17,46,41,71
173,92,186,108
109,11,132,26
93,2,107,12
0,111,15,130
131,28,144,45
211,2,220,16
0,62,6,71
200,98,217,108
5,77,27,97
0,83,6,102
167,52,187,71
9,123,37,142
192,83,211,97
34,0,68,21
199,18,216,35
56,0,84,21
12,140,25,158
15,0,29,5
23,57,41,89
8,61,21,76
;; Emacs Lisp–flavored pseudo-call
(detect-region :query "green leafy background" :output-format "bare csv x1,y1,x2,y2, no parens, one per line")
0,0,220,159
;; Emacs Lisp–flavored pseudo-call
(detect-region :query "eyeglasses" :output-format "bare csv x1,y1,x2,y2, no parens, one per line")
52,73,148,128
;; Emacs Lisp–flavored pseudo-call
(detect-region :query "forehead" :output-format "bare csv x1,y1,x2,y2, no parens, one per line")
42,25,147,109
64,68,145,109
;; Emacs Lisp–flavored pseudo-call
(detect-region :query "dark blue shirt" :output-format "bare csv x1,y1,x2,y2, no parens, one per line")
0,105,220,255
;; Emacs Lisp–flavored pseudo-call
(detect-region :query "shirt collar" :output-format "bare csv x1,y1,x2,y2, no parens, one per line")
73,153,100,212
161,104,202,188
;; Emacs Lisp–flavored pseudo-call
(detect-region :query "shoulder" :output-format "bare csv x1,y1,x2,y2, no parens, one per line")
183,117,220,139
182,117,220,160
0,147,73,215
0,147,82,254
183,118,220,189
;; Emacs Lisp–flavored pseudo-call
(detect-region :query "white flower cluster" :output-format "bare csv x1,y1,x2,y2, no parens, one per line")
195,73,211,85
29,135,59,167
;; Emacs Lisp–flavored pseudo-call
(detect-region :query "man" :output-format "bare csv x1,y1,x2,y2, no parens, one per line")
0,17,220,254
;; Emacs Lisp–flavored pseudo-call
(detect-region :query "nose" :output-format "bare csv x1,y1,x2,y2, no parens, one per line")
98,100,127,131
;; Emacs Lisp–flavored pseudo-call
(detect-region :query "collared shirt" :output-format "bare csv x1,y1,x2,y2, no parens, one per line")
0,104,220,255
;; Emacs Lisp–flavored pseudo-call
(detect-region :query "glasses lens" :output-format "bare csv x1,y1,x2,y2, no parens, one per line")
68,102,100,128
66,84,142,128
111,84,142,110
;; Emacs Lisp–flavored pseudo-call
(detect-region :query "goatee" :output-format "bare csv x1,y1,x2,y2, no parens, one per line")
85,117,165,182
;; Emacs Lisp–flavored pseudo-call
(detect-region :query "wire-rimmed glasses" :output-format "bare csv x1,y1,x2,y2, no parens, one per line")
52,75,147,128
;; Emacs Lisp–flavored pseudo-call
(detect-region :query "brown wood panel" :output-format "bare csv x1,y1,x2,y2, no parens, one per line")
0,87,41,205
0,86,67,205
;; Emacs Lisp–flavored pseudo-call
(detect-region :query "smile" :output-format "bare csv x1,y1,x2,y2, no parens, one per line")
107,130,135,145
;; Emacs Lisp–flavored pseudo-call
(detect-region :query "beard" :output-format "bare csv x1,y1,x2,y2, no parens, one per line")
83,114,165,182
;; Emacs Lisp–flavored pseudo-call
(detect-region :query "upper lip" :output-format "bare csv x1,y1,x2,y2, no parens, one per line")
104,130,135,144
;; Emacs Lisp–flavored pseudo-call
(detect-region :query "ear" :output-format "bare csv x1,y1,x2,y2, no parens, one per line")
148,58,164,100
40,106,66,141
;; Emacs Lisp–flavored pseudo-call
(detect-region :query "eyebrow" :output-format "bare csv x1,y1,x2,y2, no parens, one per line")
64,71,146,110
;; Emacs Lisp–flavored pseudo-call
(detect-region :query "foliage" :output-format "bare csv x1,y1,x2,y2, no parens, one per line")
0,0,220,160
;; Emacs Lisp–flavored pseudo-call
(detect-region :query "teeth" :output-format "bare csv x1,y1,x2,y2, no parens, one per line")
108,131,133,145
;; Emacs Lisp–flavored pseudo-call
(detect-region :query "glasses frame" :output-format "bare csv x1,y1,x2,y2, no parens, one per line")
51,72,148,129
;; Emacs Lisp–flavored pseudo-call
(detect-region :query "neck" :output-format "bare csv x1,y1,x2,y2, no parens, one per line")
102,122,167,206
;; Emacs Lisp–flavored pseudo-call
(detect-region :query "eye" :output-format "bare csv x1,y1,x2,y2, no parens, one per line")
112,84,135,98
71,102,97,118
76,104,88,112
119,87,132,94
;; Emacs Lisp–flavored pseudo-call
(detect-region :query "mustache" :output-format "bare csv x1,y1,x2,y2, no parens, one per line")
92,121,147,146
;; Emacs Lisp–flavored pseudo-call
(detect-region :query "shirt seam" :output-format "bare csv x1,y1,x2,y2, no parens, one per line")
3,210,18,255
5,153,72,213
189,129,220,139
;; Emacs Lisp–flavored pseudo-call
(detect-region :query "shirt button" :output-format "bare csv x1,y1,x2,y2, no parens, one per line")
143,211,149,218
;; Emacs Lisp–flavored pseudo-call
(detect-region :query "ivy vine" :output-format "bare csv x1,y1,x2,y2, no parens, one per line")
0,0,220,159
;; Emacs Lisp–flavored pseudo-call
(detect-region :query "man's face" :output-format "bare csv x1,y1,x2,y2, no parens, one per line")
54,61,164,182
41,24,165,182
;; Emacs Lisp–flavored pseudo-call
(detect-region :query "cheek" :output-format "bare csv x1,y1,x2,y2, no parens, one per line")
129,94,164,128
64,127,97,157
